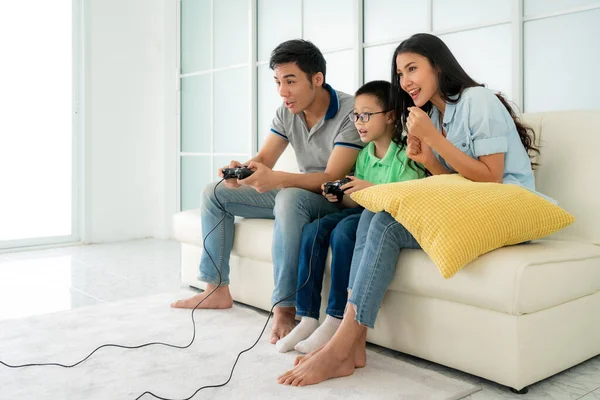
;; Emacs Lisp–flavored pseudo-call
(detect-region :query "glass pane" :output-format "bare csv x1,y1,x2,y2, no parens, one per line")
433,0,511,31
364,0,427,44
325,50,358,96
525,0,600,16
440,24,512,100
0,1,72,241
181,0,211,74
181,156,211,211
258,64,283,149
181,74,211,153
303,0,355,51
524,9,600,112
214,0,249,68
364,43,399,83
257,0,302,62
214,67,250,153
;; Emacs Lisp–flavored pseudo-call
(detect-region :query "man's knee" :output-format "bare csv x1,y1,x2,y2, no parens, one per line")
201,181,235,212
201,182,219,206
273,188,313,218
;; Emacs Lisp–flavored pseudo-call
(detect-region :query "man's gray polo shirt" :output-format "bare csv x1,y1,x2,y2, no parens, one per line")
270,84,363,173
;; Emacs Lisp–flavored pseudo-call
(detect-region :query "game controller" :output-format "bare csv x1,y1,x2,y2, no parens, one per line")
222,166,254,180
323,177,352,202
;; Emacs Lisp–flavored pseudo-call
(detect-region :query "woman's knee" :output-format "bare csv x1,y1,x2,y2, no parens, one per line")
370,211,397,227
370,212,417,247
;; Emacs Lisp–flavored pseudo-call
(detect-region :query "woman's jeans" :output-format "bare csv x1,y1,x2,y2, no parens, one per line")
348,211,421,328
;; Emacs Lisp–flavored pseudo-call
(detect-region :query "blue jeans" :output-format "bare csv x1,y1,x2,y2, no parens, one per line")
348,211,421,328
296,207,364,319
198,182,341,307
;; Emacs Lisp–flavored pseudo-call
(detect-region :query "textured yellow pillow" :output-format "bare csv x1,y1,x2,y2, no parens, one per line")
350,174,575,278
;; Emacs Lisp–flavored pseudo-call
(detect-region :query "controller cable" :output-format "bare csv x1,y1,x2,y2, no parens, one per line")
0,177,325,400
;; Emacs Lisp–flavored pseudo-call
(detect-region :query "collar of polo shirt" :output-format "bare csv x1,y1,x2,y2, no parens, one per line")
323,83,340,120
367,141,399,167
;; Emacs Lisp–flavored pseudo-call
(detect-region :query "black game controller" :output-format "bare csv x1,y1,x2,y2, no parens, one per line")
222,166,254,180
323,177,352,202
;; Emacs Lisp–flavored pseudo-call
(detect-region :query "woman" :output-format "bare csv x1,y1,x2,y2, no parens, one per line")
277,32,542,386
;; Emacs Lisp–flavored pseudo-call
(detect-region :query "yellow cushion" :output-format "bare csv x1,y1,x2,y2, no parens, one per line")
349,174,575,278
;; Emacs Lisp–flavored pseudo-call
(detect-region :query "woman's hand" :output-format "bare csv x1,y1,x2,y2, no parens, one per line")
406,107,438,144
406,134,436,166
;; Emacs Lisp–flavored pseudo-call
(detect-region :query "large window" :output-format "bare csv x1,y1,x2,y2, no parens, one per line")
178,0,600,211
523,4,600,112
179,0,253,211
0,1,80,249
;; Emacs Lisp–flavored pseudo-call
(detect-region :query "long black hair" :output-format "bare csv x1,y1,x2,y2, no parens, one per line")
390,33,539,168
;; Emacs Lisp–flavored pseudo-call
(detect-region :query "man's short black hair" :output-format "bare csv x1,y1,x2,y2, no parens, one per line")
269,39,326,85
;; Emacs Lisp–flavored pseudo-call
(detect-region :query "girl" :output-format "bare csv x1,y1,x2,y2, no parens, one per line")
275,80,426,353
278,33,545,386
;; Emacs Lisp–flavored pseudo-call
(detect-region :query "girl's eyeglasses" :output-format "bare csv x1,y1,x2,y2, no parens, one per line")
348,110,391,123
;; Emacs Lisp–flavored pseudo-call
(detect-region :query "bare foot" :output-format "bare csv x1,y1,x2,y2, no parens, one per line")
294,343,326,366
353,329,367,368
294,338,366,369
278,342,356,386
170,284,233,309
270,307,296,344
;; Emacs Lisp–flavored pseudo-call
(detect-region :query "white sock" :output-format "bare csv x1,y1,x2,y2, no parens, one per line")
294,315,342,354
275,317,319,353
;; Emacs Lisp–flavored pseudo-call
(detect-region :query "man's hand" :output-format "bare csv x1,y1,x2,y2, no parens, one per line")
239,161,280,193
406,106,438,144
341,176,374,195
219,160,243,189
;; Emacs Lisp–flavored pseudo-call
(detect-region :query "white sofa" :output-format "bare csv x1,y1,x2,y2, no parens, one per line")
173,110,600,392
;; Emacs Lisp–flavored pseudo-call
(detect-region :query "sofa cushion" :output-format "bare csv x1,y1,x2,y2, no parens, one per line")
172,209,204,247
174,210,600,316
388,239,600,315
173,210,275,262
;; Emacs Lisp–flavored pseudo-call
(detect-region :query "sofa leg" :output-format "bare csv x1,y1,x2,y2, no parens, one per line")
510,387,529,395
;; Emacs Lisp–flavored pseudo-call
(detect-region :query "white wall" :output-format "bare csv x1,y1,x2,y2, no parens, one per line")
83,0,177,242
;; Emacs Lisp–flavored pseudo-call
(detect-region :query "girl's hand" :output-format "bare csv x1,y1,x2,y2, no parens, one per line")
324,193,339,203
341,176,374,195
321,183,341,203
406,107,438,143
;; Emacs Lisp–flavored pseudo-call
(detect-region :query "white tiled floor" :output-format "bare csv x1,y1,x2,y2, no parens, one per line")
580,389,600,399
0,239,181,321
0,238,598,399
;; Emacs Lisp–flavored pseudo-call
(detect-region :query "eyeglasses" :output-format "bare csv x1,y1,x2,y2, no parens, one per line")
348,110,391,123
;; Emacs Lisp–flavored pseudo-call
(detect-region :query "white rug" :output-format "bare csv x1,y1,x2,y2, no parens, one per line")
0,291,479,400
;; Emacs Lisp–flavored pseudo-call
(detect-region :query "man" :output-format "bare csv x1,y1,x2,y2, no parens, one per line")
172,39,363,345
